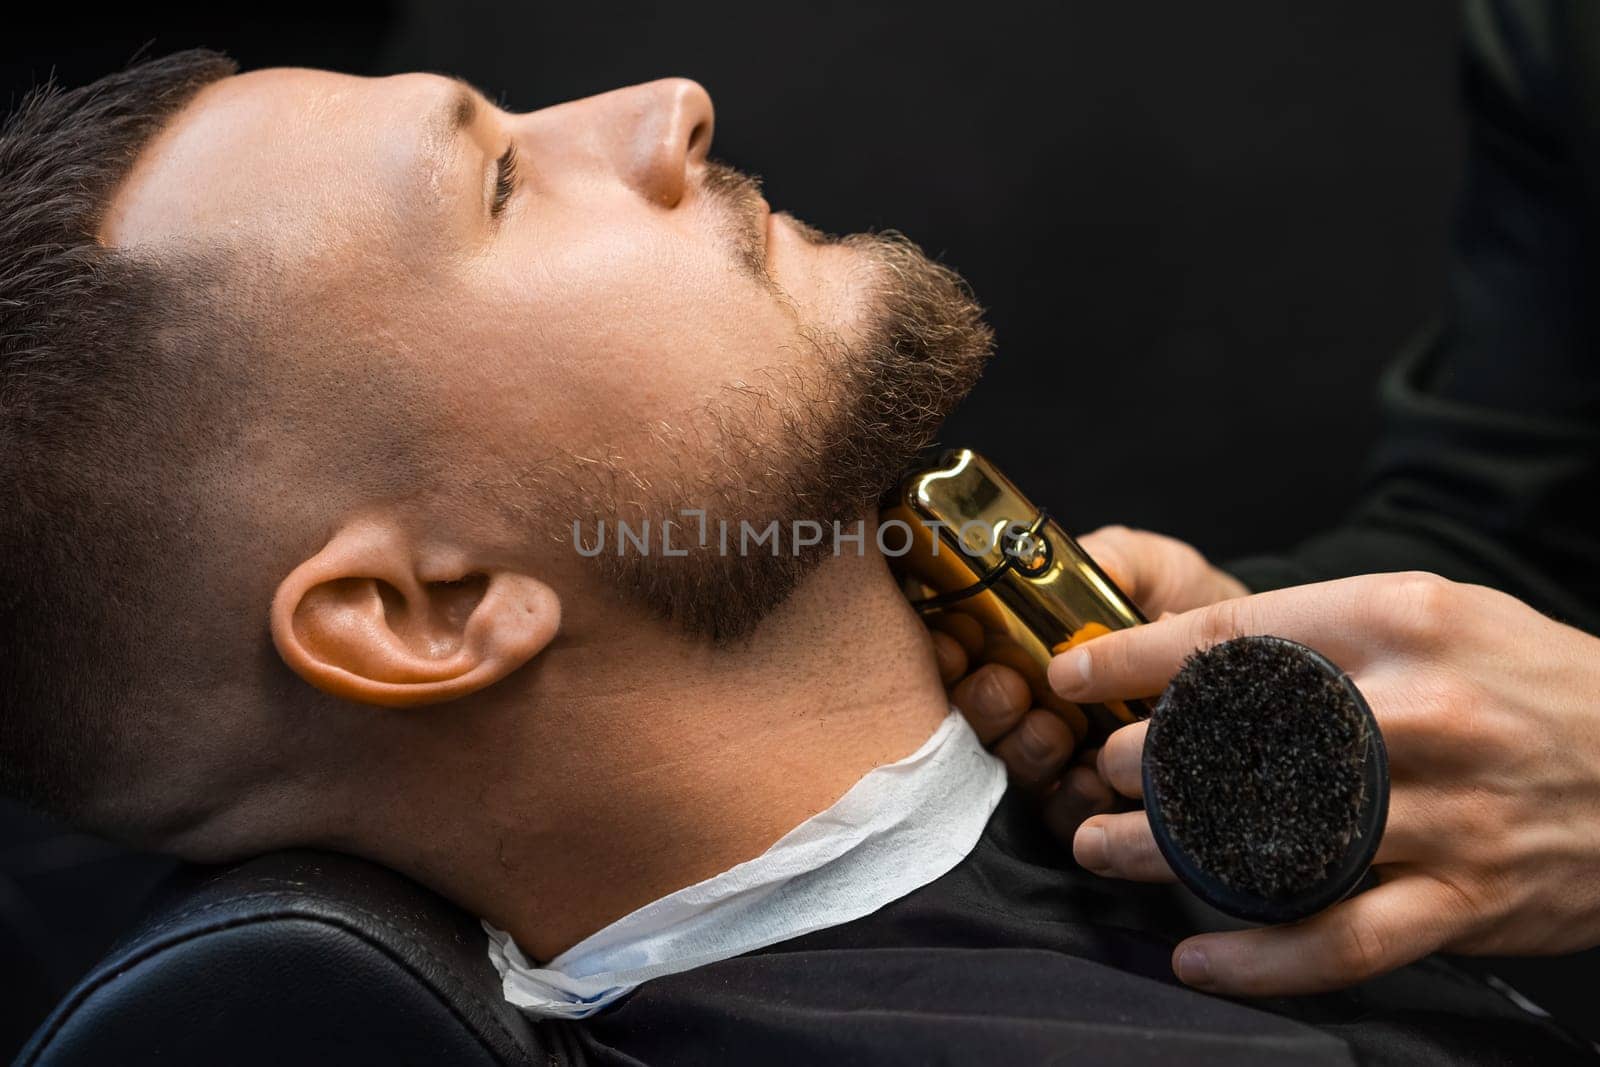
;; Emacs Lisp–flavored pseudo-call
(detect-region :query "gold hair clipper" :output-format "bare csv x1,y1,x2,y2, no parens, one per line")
885,448,1151,742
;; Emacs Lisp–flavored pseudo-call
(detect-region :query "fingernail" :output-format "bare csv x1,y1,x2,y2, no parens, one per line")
1050,650,1090,693
1175,946,1212,987
1074,825,1109,871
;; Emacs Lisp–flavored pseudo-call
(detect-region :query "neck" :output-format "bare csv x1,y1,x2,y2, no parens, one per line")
371,540,950,960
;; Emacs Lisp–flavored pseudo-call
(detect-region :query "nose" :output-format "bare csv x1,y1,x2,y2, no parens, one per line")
601,78,714,207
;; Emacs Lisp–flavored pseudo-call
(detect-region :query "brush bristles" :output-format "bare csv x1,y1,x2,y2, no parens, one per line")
1146,636,1368,900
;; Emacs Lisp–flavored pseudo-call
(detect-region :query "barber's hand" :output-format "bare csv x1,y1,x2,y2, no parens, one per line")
1051,572,1600,997
933,526,1247,837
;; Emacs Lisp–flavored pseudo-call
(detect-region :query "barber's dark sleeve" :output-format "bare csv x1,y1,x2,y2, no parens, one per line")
1227,0,1600,635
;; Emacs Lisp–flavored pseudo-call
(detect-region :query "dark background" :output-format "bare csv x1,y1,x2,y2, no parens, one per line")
1,0,1495,1057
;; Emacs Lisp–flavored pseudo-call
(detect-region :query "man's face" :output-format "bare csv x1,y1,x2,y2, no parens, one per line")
106,69,991,637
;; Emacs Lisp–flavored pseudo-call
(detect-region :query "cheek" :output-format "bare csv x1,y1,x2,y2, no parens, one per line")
459,208,803,447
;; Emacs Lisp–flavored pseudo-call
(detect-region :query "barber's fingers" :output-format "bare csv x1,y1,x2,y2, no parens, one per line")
1040,697,1089,749
951,663,1032,745
1352,666,1496,780
1042,757,1117,842
929,611,986,660
1096,721,1147,798
1067,796,1427,887
994,709,1076,788
1073,810,1176,882
1077,766,1421,869
931,631,968,686
1076,525,1237,618
1071,801,1418,884
1074,526,1152,608
1171,873,1459,996
1048,576,1389,704
1368,783,1490,866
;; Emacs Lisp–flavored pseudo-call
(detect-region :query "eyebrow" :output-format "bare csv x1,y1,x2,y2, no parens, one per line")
412,77,496,220
429,77,483,145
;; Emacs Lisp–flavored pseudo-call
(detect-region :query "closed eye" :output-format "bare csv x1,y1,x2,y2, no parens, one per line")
491,142,519,217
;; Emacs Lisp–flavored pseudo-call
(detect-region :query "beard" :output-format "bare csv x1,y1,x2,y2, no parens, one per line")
567,165,994,642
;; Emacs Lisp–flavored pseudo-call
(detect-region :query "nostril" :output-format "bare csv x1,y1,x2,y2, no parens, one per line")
668,78,714,164
687,117,712,161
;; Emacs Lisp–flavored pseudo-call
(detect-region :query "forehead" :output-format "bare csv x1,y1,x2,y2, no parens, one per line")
101,68,471,252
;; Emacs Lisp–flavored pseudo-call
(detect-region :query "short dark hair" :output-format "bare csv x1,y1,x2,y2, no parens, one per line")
0,50,237,823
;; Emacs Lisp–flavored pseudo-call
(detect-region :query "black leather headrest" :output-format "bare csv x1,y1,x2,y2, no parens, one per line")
18,850,550,1066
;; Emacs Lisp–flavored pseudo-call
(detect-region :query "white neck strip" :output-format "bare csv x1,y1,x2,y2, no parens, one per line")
485,709,1006,1019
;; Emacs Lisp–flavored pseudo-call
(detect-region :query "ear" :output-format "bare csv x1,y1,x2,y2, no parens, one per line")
270,518,560,707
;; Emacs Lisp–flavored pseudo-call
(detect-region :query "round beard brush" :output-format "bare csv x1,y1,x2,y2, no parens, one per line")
1141,635,1389,924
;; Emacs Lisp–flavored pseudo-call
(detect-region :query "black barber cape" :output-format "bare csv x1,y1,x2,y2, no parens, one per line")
522,790,1591,1066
